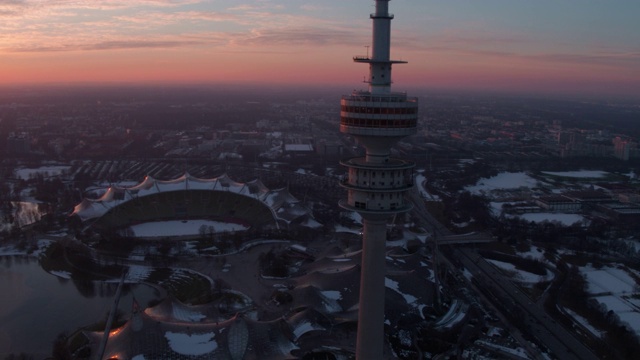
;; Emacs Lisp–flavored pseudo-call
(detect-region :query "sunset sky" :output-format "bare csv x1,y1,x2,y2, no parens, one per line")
1,0,639,97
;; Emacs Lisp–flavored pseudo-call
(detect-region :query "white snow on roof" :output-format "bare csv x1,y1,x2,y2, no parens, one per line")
334,225,361,234
320,290,342,301
292,322,324,339
172,306,206,323
164,331,217,355
301,218,323,228
319,290,343,313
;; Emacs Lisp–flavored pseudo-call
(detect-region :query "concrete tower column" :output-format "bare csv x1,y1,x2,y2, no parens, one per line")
356,215,388,360
339,1,418,359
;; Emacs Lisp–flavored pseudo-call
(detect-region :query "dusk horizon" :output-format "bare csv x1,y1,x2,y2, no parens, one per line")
2,2,640,359
1,0,638,99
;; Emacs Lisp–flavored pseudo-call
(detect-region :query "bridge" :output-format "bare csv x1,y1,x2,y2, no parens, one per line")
408,187,495,245
435,232,494,245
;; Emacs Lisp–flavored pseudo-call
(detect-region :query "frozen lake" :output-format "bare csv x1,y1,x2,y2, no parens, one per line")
0,256,162,358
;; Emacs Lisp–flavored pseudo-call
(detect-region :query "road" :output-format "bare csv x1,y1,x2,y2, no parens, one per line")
457,248,598,360
408,191,599,360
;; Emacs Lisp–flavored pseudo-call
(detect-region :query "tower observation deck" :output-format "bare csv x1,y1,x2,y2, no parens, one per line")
339,1,418,359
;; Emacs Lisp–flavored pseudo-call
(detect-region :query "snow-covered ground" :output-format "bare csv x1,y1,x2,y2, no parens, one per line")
0,239,52,257
386,277,418,307
386,277,431,320
516,245,546,261
14,165,71,180
486,259,551,284
541,170,609,178
564,308,604,338
415,174,441,201
126,220,248,238
489,202,511,216
581,264,640,335
164,331,218,355
582,265,636,295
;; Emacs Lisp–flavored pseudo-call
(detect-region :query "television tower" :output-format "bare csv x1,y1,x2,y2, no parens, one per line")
339,1,418,359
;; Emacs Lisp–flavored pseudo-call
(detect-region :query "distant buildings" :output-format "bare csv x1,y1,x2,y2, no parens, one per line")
6,132,30,154
613,136,638,161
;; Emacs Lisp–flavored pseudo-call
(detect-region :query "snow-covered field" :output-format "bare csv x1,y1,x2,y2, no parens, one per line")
465,172,539,195
127,220,248,238
583,265,636,295
581,264,640,334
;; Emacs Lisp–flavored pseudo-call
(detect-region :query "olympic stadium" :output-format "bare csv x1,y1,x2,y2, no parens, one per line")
72,173,314,239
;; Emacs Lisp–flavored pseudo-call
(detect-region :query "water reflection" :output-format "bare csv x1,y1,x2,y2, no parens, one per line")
0,256,162,358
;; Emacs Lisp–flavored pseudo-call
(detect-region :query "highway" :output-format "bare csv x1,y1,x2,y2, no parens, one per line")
456,248,598,360
409,191,599,360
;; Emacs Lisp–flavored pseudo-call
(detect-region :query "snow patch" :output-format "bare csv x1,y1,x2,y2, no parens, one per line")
164,331,217,355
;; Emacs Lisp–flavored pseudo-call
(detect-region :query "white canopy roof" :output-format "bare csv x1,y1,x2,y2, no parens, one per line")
72,173,306,224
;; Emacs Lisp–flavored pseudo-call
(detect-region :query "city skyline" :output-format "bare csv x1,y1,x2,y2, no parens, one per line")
1,0,639,98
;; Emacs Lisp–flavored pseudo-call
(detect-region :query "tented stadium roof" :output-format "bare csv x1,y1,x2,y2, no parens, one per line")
72,173,311,226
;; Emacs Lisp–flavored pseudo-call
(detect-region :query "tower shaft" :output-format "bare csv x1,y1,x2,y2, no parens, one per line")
338,1,419,359
356,216,387,359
